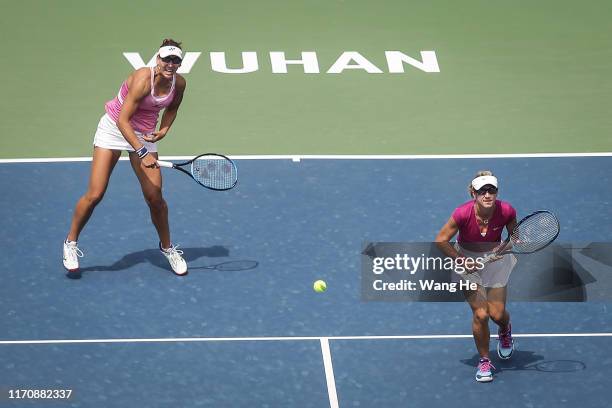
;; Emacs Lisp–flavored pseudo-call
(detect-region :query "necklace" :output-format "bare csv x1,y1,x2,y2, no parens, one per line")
475,209,491,225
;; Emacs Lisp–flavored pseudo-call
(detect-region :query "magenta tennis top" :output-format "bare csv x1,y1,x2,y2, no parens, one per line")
105,67,176,133
452,200,516,248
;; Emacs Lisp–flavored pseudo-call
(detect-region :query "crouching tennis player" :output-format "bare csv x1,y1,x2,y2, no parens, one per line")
63,39,188,277
436,171,517,382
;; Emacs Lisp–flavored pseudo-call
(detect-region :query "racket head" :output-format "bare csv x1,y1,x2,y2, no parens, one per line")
190,153,238,191
509,210,560,254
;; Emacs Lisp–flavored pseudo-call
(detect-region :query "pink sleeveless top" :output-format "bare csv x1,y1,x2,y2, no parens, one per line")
105,67,176,133
452,199,516,251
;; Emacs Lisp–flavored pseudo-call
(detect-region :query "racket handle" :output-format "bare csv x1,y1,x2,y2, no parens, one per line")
481,253,494,264
157,160,175,169
482,252,505,265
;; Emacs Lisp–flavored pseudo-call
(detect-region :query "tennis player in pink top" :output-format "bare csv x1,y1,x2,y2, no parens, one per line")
436,171,517,382
63,39,188,277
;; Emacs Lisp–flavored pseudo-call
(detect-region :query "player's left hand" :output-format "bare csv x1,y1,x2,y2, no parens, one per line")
143,130,167,143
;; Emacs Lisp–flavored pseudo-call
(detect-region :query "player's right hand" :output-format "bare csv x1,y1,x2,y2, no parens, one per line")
141,154,159,169
486,254,504,264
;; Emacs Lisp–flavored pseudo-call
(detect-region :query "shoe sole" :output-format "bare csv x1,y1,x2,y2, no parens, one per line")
64,255,81,278
476,375,493,382
63,262,80,273
65,268,82,279
497,342,515,360
63,258,80,273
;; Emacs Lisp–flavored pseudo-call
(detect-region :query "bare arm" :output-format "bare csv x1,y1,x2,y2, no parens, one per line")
495,216,518,253
116,71,150,151
435,217,462,259
506,217,517,236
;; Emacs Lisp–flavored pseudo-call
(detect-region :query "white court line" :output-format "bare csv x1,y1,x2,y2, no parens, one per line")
1,332,611,345
3,332,609,408
320,338,339,408
0,152,611,164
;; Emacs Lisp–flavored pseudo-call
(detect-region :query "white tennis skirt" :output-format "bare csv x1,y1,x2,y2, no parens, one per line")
452,243,517,288
93,113,158,153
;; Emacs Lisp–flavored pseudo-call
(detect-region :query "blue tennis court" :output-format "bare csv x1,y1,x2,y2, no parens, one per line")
1,156,611,407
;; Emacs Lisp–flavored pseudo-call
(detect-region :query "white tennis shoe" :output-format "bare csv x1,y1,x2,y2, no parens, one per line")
475,358,495,382
63,240,83,272
497,323,515,360
160,243,188,276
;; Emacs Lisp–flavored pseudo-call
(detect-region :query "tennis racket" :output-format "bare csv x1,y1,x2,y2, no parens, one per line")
157,154,238,191
482,210,560,264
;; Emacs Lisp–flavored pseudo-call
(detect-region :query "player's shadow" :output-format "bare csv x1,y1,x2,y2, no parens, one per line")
461,350,586,373
79,245,230,273
461,350,543,369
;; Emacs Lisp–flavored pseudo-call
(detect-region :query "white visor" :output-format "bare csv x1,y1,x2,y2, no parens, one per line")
472,175,498,191
158,46,183,60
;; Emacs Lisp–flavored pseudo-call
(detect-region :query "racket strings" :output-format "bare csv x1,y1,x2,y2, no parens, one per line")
191,156,237,190
510,212,559,252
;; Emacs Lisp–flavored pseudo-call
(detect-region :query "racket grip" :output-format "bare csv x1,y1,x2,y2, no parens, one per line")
481,253,500,265
157,160,174,168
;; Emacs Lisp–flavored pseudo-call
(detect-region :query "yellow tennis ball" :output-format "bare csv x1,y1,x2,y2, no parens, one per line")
313,280,327,293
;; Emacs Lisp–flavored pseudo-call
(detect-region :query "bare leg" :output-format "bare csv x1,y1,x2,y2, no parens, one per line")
464,285,491,359
487,287,510,332
67,147,121,241
128,152,171,248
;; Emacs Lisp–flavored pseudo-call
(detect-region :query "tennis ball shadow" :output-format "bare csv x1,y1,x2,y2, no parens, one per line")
79,245,229,273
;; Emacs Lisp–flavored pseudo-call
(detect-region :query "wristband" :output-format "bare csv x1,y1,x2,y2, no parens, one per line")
135,146,149,159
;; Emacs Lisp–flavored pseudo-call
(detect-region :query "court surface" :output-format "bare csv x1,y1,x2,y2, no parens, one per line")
1,0,612,406
1,157,611,407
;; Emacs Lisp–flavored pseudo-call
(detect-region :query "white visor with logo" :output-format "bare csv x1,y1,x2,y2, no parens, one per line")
159,46,183,60
472,175,498,190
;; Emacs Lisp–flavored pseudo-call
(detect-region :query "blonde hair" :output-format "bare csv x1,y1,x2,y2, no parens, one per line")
468,170,494,197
